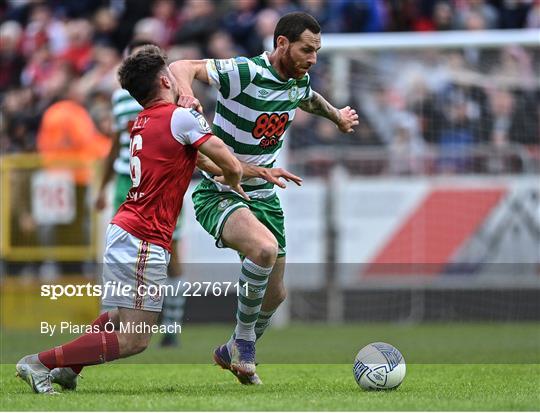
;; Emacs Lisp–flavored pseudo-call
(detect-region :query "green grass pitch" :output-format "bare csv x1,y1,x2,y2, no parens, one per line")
1,323,539,411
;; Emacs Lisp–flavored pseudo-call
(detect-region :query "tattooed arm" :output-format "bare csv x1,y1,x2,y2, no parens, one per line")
299,91,359,133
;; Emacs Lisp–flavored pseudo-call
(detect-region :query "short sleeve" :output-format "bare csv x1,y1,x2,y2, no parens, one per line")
206,56,255,99
170,108,212,148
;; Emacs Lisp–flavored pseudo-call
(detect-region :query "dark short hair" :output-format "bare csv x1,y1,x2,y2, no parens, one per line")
118,45,167,106
126,39,159,55
273,12,321,48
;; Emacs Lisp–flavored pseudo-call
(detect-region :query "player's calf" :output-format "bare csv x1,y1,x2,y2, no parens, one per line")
262,284,287,311
116,332,152,357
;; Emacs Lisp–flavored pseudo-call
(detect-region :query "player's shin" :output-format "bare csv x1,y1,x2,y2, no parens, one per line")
233,259,272,342
53,310,120,376
38,331,120,370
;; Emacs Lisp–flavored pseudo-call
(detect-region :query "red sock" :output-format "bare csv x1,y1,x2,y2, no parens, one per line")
38,331,119,370
65,312,113,374
92,311,112,331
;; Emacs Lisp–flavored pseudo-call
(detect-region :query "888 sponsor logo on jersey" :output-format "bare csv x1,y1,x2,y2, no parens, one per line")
252,113,289,148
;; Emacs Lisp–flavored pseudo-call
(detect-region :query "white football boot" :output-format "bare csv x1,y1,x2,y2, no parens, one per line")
50,367,79,390
15,354,57,394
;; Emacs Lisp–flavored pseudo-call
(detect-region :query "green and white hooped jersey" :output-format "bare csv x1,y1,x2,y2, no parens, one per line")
111,88,142,176
204,52,313,199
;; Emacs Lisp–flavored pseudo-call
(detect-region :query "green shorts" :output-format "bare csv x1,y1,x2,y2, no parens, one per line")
114,174,183,240
192,178,286,257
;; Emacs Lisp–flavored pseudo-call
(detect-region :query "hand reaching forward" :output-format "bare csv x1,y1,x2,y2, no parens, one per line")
337,106,359,133
257,167,303,189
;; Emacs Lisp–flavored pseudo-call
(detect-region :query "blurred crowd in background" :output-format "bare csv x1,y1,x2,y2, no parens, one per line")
1,0,539,175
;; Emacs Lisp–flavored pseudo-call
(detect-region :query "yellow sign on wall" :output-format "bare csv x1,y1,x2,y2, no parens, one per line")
1,277,100,330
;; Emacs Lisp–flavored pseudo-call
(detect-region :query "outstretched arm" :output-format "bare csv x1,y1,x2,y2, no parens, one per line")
197,154,302,189
196,152,223,176
168,60,209,96
298,91,359,133
198,156,302,190
197,136,248,200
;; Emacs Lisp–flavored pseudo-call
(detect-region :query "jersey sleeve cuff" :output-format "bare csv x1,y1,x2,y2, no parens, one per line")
192,133,212,149
206,59,219,88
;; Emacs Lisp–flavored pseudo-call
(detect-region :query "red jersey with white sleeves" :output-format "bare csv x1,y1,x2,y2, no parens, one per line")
112,102,212,251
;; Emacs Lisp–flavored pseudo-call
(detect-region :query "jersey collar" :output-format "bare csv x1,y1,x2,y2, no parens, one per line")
261,51,288,83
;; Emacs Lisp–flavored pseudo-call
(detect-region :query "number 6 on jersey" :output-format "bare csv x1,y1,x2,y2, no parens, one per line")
130,134,143,187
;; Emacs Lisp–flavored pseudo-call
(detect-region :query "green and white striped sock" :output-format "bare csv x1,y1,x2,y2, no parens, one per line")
255,309,276,340
234,259,272,342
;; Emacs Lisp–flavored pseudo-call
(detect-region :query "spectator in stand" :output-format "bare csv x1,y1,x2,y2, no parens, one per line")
0,88,39,153
498,0,533,29
388,112,426,175
207,30,243,59
22,3,67,56
487,88,539,146
298,0,333,32
454,0,499,30
432,0,455,30
108,0,151,51
487,89,515,149
437,89,478,173
174,0,217,49
330,0,386,33
59,19,94,74
221,0,260,55
151,0,180,47
37,71,111,185
385,0,423,32
0,21,24,92
76,43,121,97
492,45,537,91
20,43,58,93
132,17,166,46
92,7,122,51
408,79,445,144
414,1,454,31
244,8,280,55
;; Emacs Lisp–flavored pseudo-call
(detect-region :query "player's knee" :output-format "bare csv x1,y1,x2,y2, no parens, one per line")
255,238,278,266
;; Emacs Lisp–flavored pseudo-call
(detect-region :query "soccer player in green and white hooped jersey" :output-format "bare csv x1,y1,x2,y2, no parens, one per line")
95,40,186,348
170,12,359,384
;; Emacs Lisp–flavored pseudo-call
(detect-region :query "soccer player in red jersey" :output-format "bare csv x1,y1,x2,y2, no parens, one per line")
15,45,247,394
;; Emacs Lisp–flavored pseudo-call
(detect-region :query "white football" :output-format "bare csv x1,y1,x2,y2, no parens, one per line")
353,342,406,390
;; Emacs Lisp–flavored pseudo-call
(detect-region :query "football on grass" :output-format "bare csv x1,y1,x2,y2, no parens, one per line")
353,342,406,390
